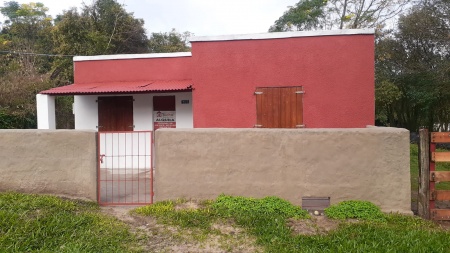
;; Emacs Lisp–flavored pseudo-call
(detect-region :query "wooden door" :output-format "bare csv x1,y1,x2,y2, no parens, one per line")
255,87,303,128
98,96,134,131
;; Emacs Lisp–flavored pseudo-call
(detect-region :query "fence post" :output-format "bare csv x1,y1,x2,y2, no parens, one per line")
418,128,430,219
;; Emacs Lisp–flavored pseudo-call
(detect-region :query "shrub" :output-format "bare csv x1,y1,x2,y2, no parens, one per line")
324,200,386,222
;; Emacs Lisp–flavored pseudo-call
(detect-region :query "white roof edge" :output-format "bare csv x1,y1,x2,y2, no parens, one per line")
190,29,375,42
73,52,192,62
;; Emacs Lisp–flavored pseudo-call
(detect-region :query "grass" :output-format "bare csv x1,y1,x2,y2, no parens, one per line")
135,195,450,253
0,192,138,253
410,144,450,193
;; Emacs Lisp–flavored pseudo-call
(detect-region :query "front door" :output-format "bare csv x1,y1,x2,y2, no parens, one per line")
98,96,134,131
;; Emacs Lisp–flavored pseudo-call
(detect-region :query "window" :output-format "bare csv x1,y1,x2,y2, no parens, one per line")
255,87,303,128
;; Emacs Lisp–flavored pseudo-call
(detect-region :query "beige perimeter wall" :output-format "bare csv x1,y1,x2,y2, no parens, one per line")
0,130,97,201
155,128,411,214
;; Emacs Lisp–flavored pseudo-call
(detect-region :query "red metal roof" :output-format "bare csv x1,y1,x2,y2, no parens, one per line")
40,80,193,95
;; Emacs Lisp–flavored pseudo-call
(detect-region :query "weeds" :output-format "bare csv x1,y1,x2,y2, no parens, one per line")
135,195,450,252
324,200,386,222
0,192,138,253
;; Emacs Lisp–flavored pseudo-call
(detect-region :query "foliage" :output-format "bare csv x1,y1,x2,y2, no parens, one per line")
52,0,149,83
270,0,409,31
148,29,192,53
134,199,216,231
269,0,328,32
212,195,309,220
0,192,138,252
135,194,450,252
324,200,386,222
375,1,450,131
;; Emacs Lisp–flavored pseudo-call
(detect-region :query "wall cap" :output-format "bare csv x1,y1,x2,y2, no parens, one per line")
190,29,375,42
74,52,192,62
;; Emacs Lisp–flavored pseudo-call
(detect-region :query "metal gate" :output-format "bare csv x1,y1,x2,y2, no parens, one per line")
97,131,153,205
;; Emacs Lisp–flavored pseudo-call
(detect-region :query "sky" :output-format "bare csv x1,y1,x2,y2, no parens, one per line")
0,0,300,36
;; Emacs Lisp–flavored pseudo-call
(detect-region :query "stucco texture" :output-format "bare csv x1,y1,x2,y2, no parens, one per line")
155,128,411,214
191,34,375,128
0,130,97,200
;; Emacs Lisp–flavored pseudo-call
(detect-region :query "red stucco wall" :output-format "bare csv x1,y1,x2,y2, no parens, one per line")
191,34,375,128
74,56,192,83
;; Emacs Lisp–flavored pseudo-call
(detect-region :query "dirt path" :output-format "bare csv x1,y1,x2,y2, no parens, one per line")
100,206,262,253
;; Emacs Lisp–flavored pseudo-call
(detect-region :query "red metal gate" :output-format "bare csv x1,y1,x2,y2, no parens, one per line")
97,131,153,205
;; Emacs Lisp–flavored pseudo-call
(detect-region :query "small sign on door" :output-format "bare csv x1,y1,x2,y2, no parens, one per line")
154,111,176,130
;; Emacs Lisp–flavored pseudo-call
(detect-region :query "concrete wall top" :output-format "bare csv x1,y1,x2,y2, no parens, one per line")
190,29,375,42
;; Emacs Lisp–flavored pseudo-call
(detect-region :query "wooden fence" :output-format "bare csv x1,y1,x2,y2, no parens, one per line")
418,129,450,220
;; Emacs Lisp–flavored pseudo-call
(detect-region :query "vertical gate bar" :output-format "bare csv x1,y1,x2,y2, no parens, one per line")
118,133,121,204
112,133,115,204
124,133,126,203
103,133,108,206
97,132,101,205
104,132,107,205
150,131,153,204
131,132,134,203
430,141,436,212
137,133,141,203
145,132,148,203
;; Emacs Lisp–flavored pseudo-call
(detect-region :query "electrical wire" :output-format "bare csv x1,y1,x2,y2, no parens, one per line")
0,50,75,57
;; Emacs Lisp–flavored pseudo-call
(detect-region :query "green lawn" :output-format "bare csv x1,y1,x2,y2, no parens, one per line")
0,192,139,253
2,147,450,253
135,195,450,253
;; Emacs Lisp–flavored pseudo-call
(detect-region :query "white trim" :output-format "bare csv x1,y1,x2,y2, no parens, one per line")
74,52,192,62
190,29,375,42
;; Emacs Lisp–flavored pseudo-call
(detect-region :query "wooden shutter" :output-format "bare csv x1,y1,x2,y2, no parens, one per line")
255,87,303,128
98,96,134,131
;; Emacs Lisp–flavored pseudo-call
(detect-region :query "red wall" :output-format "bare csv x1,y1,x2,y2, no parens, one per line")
191,35,375,128
74,56,192,83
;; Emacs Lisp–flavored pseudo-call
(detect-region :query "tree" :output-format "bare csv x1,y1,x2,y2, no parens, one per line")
375,1,450,131
52,0,149,83
148,29,192,53
269,0,409,31
0,1,54,129
269,0,327,32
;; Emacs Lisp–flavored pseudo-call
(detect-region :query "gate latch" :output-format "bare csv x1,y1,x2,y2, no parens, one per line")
99,154,105,163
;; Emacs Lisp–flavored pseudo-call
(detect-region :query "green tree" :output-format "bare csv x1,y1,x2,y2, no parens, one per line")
375,1,450,131
0,1,54,129
148,29,192,53
269,0,327,32
270,0,409,31
52,0,149,83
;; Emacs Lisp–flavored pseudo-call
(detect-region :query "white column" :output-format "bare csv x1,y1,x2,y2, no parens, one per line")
36,94,56,129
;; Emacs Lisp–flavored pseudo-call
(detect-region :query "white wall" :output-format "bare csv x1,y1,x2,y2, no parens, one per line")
36,94,55,129
74,92,193,131
74,95,98,130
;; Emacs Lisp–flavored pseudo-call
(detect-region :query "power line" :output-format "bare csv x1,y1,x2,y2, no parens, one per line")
0,50,75,57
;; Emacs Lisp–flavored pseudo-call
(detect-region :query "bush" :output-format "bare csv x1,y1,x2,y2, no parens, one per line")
324,200,386,222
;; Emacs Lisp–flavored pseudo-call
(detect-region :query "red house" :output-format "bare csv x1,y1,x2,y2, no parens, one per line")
37,29,375,130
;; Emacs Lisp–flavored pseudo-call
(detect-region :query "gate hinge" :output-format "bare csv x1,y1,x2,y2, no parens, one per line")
430,190,437,200
295,91,305,94
296,125,305,128
254,91,263,95
431,172,436,182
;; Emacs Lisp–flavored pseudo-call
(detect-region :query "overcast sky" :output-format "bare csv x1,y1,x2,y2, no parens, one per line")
0,0,300,36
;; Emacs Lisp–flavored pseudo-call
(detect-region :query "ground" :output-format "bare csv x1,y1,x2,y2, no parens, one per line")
101,204,263,253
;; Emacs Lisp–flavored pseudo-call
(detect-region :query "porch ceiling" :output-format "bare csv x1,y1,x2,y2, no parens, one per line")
39,80,193,95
